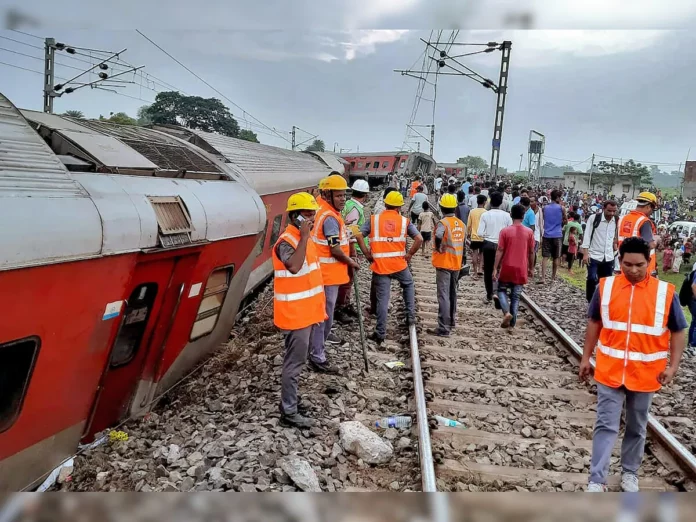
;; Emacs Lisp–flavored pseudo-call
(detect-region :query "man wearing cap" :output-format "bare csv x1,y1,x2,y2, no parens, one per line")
616,192,658,275
429,194,466,337
273,192,326,428
335,179,370,324
356,191,423,344
310,174,360,374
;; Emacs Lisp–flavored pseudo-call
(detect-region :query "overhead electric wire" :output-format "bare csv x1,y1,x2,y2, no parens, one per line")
0,34,43,50
136,29,291,144
10,29,43,40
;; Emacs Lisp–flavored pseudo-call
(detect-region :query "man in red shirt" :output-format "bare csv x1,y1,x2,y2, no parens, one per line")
493,204,535,330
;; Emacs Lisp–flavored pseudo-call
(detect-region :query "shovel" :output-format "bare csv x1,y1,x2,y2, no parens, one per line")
352,271,370,372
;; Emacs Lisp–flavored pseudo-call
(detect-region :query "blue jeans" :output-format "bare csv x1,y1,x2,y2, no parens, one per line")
689,301,696,347
497,282,523,326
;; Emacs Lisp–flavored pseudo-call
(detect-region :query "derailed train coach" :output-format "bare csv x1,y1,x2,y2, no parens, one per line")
0,96,266,492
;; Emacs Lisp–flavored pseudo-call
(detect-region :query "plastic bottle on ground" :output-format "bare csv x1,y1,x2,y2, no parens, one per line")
435,415,465,428
375,416,412,429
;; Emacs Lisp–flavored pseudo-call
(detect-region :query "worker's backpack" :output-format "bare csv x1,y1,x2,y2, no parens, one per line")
589,211,619,245
678,270,695,307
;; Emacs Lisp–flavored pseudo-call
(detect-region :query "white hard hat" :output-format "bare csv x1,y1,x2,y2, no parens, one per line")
351,179,370,193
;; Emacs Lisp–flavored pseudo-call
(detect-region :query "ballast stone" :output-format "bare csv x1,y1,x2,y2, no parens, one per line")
278,456,322,492
339,421,394,464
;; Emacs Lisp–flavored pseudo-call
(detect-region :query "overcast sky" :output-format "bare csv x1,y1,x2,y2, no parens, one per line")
2,1,696,171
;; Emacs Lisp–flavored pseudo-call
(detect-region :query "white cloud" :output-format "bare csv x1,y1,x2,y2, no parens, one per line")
339,30,409,60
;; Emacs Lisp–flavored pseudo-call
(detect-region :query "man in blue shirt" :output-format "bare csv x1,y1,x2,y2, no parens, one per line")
541,189,565,283
520,196,535,231
460,178,472,200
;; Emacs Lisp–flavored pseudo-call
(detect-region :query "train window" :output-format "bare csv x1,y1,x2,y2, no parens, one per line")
110,283,159,368
0,336,40,433
357,162,363,168
269,215,283,246
350,161,355,168
373,161,379,169
190,266,234,340
382,161,389,168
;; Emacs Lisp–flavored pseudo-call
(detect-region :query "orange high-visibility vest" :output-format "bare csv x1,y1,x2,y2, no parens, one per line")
369,210,408,275
432,216,466,270
618,210,656,273
272,226,327,330
311,199,350,286
409,181,421,199
595,274,674,392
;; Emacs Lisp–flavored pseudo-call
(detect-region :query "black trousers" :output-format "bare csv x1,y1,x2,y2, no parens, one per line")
586,258,615,302
482,240,498,300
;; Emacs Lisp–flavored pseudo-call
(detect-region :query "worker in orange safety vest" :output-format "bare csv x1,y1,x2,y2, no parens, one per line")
272,192,327,429
355,190,423,344
616,192,658,275
580,237,686,492
310,174,360,373
409,176,421,199
429,193,466,337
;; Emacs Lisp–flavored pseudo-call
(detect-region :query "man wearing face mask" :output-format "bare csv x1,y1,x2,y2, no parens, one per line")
310,174,360,374
273,192,326,428
580,237,686,492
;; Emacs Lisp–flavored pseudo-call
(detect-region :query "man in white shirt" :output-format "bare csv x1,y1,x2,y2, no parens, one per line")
477,191,513,302
434,176,443,195
581,200,618,302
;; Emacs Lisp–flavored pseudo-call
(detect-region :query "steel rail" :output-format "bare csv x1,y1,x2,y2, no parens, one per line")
521,292,696,479
409,323,437,491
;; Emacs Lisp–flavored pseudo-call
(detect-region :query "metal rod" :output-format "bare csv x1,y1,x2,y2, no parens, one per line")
409,322,437,491
352,273,370,372
521,292,696,479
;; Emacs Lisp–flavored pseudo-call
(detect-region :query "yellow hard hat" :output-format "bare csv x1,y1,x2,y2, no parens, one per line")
384,191,405,207
439,193,458,209
286,192,320,212
318,176,348,191
636,192,657,206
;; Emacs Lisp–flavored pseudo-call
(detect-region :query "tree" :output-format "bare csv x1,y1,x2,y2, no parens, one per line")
143,91,239,137
594,161,623,193
62,110,84,119
238,129,259,143
594,159,651,193
136,105,153,126
99,112,137,125
623,159,652,188
305,139,325,152
456,155,488,174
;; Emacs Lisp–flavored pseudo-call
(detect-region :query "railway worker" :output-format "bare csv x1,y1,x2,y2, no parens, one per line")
310,175,360,373
272,192,326,428
335,179,370,324
355,190,423,344
409,176,422,199
616,192,658,276
580,200,619,302
580,237,686,492
428,194,466,337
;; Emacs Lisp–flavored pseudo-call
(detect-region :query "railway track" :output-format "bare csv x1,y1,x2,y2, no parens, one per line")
401,254,696,492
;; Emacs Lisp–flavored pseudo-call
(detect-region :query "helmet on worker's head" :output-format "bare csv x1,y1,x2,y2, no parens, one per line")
384,191,405,207
636,191,657,207
319,175,348,191
350,179,370,193
286,192,320,212
439,193,458,209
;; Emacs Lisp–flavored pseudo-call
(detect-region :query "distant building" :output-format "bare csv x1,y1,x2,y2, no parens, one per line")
563,172,637,197
683,161,696,198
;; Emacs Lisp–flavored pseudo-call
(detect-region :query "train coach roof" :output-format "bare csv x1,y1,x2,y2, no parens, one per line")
155,126,331,196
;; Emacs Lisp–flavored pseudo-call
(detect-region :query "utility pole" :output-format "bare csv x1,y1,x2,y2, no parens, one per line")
43,38,57,113
430,125,435,157
489,41,512,179
518,153,523,173
588,153,595,191
291,126,296,151
682,148,691,198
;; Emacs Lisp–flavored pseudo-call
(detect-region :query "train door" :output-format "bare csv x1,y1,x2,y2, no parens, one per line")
85,253,198,439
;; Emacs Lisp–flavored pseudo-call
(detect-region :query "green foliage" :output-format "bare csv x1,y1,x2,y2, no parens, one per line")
512,174,527,186
62,110,85,119
456,155,488,173
136,105,153,126
143,91,240,137
305,139,325,152
593,159,652,193
238,129,259,143
99,112,137,125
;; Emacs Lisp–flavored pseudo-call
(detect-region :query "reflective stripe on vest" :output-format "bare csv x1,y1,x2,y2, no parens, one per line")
274,262,320,279
600,276,668,336
275,284,324,302
597,341,669,362
369,211,408,275
432,216,465,270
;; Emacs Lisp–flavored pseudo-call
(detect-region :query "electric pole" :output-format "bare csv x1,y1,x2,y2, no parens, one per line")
291,126,296,151
518,153,523,173
430,125,435,157
43,38,57,113
489,41,512,179
588,153,595,191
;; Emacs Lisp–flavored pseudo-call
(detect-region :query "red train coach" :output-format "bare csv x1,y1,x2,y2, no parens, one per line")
341,151,436,187
0,98,266,491
152,126,333,296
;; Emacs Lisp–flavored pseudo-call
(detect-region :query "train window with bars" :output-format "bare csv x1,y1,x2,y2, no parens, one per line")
373,161,379,169
110,283,159,368
269,215,283,247
190,266,234,340
0,336,40,433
